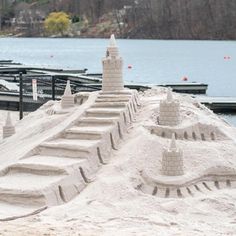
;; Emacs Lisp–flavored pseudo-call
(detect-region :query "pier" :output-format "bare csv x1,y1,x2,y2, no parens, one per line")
195,96,236,112
0,60,214,112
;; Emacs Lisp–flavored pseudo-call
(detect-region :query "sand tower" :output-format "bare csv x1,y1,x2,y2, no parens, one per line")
159,88,180,126
3,112,15,139
161,134,184,176
61,80,74,109
102,34,124,92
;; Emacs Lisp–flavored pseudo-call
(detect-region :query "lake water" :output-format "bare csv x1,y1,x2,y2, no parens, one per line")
0,38,235,125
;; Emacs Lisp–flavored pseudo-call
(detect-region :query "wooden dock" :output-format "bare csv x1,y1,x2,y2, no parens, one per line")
0,61,211,111
159,83,208,94
195,96,236,112
0,91,49,111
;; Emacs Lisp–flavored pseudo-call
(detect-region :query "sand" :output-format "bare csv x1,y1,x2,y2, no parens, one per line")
0,88,236,236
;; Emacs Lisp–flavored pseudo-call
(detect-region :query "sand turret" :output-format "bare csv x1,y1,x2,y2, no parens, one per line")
3,112,15,139
61,80,74,109
161,134,184,176
159,88,180,126
102,34,124,92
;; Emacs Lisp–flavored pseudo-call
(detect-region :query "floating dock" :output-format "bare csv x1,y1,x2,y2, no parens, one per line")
159,83,208,94
195,96,236,112
0,60,212,112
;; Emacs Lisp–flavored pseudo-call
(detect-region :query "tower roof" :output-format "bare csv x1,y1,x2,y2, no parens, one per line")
64,80,72,96
109,34,117,47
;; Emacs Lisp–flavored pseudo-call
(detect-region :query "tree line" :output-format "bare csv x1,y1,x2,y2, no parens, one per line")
0,0,236,39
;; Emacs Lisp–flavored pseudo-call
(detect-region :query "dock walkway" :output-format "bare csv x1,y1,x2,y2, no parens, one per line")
195,96,236,112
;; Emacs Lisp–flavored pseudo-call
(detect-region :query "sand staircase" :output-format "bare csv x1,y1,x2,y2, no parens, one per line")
0,90,140,221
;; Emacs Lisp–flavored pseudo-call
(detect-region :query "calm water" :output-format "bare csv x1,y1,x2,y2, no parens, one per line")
0,38,235,125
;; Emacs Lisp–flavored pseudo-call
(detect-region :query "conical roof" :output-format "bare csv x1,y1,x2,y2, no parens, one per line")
5,112,13,127
64,80,72,96
109,34,117,47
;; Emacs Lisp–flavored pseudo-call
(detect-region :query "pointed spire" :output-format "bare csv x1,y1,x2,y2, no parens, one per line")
61,80,74,109
64,80,72,96
5,112,13,127
3,112,15,139
167,88,173,102
170,133,177,150
109,34,117,47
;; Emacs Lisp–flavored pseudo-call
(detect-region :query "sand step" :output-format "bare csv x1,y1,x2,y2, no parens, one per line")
96,98,130,103
39,139,99,158
78,117,119,127
0,189,46,207
65,126,110,140
39,139,101,167
0,202,46,221
97,94,132,99
99,91,133,95
71,125,113,132
86,108,122,118
92,102,127,109
87,108,124,113
0,172,64,192
0,166,89,207
7,155,89,176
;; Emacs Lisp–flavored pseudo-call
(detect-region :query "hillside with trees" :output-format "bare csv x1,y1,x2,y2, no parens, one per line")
0,0,236,39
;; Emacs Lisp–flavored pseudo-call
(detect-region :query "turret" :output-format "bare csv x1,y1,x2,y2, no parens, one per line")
102,34,124,92
61,80,74,109
3,112,15,139
159,88,180,126
161,134,184,176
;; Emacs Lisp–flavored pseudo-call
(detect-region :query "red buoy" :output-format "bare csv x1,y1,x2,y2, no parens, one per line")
182,77,188,81
224,56,231,60
128,65,132,69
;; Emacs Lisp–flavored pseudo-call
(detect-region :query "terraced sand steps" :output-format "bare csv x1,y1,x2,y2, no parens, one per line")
140,167,236,198
0,90,140,221
141,178,236,198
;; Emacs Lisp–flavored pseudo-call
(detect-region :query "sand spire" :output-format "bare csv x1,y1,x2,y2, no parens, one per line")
102,34,124,92
61,80,74,109
109,34,117,47
3,112,15,139
64,80,72,96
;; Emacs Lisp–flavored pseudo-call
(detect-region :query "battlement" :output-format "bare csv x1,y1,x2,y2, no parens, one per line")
159,89,181,126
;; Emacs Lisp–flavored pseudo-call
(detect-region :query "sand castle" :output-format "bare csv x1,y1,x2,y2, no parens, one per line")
102,34,124,92
159,88,180,126
3,112,15,139
161,134,184,176
0,35,236,228
61,80,74,109
139,87,236,198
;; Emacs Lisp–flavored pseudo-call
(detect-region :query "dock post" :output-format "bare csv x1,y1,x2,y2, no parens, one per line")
19,72,23,120
51,76,55,100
